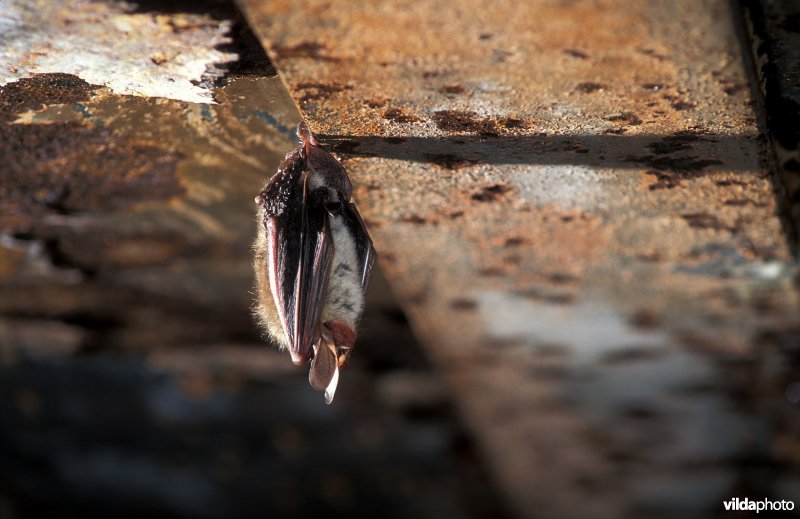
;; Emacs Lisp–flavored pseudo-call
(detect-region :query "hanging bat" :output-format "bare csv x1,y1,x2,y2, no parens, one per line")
253,123,376,404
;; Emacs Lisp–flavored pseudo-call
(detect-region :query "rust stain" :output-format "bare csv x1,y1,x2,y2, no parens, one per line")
575,82,606,93
382,108,421,124
433,110,498,136
0,73,100,122
271,41,340,62
470,184,512,202
295,80,352,103
439,84,467,95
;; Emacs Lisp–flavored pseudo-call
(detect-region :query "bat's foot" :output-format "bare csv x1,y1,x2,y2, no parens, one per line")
321,319,355,366
296,121,318,148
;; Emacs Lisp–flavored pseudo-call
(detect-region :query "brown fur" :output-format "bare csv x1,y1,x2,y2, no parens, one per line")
252,205,288,349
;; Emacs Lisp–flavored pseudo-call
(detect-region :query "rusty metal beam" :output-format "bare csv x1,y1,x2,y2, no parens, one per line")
239,0,800,516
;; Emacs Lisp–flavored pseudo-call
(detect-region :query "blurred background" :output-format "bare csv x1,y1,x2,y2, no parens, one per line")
1,0,799,518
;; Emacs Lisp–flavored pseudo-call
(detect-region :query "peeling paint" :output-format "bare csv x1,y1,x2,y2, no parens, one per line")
0,0,237,104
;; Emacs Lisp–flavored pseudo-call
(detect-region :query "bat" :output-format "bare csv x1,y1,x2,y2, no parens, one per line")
253,122,376,404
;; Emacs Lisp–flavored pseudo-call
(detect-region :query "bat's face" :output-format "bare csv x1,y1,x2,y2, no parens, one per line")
253,123,376,404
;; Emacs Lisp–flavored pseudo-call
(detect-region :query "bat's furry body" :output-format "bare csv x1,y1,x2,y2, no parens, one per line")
253,124,375,403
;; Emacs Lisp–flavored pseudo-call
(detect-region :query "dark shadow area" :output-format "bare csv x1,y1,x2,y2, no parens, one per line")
215,16,277,80
319,132,757,171
734,0,800,257
0,269,510,519
128,0,277,83
319,131,800,258
127,0,236,17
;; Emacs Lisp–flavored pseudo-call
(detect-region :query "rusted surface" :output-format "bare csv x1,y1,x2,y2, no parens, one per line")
0,73,99,121
240,0,800,516
0,1,507,517
0,119,184,224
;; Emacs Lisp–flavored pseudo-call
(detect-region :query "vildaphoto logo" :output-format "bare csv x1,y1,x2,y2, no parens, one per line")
723,497,795,513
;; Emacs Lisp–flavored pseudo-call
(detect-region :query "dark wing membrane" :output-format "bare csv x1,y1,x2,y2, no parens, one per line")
292,174,334,362
262,147,303,219
341,202,376,292
263,150,306,359
265,156,333,365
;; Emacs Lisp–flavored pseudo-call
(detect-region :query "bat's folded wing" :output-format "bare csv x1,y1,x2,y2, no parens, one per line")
265,169,334,365
341,202,377,293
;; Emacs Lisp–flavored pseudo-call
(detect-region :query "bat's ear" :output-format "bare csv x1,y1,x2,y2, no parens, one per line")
309,342,340,404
